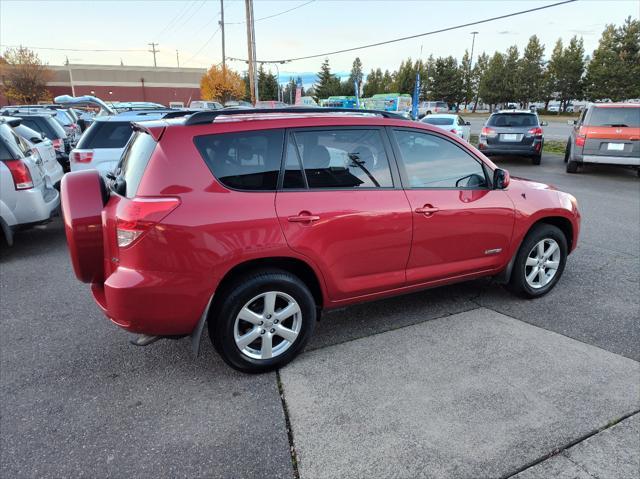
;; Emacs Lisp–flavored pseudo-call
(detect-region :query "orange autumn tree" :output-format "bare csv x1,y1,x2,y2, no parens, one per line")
1,46,52,104
200,65,245,104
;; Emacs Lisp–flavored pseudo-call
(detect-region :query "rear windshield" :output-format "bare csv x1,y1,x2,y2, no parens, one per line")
55,110,73,126
588,107,640,127
487,113,538,127
422,117,454,126
116,131,157,198
194,129,284,191
77,121,134,149
18,116,65,139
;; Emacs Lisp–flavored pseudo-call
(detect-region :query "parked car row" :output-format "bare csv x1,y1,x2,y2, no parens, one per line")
0,116,62,246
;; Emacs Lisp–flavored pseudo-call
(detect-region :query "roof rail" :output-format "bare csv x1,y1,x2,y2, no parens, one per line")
184,107,408,126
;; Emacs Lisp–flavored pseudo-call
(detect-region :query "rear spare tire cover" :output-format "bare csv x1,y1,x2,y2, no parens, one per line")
61,170,106,283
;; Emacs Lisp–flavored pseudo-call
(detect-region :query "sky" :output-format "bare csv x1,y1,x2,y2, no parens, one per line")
1,0,638,85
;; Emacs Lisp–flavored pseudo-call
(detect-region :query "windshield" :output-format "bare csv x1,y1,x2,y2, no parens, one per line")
422,117,454,126
588,107,640,127
487,113,537,127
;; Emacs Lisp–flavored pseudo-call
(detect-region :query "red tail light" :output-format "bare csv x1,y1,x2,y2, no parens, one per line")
5,159,34,190
116,197,180,248
52,138,64,152
481,127,497,137
71,150,94,164
527,127,543,136
575,126,587,148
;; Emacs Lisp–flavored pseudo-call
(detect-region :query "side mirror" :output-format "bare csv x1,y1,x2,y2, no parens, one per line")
493,168,510,189
465,121,471,126
30,136,43,144
540,121,548,126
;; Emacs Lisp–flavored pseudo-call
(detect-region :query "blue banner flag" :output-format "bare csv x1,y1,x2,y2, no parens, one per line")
411,72,421,120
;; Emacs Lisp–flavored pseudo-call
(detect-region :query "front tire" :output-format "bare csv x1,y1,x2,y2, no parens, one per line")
209,270,316,373
508,224,568,298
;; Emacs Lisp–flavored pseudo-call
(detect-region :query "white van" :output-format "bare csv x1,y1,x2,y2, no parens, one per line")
189,101,223,110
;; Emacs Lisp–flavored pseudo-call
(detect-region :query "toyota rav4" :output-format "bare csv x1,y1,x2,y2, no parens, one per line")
61,108,581,373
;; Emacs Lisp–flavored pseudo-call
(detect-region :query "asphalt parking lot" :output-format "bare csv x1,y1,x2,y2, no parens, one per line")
1,152,639,478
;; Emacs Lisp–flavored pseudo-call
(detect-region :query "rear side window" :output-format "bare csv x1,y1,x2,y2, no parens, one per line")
487,114,537,127
194,129,284,191
19,117,55,139
587,107,640,127
77,121,134,149
117,132,157,198
0,125,21,160
286,129,394,189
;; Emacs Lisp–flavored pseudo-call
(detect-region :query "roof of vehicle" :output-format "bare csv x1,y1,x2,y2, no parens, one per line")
421,113,459,119
590,103,640,108
492,109,536,114
132,108,427,142
0,108,57,118
92,109,194,122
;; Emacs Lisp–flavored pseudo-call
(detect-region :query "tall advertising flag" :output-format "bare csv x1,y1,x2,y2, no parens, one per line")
354,80,360,108
412,72,421,120
294,77,303,105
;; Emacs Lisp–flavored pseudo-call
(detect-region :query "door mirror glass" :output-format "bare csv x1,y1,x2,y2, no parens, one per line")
493,168,510,189
540,121,548,126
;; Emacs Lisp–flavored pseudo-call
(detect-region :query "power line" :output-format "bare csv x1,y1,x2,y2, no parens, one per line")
229,0,577,63
224,0,315,25
0,44,147,52
163,0,208,39
153,0,199,41
183,27,222,65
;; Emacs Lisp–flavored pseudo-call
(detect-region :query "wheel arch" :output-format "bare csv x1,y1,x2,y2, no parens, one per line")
496,215,574,284
213,256,325,311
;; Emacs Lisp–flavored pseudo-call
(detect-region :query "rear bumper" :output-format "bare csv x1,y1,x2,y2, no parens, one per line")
92,267,212,336
11,186,60,226
479,140,542,156
580,154,640,167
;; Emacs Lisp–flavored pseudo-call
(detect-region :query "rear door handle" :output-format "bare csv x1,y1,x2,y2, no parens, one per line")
415,205,439,216
288,212,320,223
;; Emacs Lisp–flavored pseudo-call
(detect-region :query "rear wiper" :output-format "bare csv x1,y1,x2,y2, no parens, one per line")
603,123,629,127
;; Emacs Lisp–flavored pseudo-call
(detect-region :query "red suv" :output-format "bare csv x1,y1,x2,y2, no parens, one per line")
61,108,580,372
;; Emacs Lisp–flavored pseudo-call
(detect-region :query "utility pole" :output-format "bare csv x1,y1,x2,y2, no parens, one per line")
220,0,226,71
148,42,160,68
470,32,480,112
244,0,258,103
176,50,180,68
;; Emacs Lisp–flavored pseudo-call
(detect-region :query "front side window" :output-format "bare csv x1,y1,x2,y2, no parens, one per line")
394,130,487,189
286,129,393,189
194,129,284,191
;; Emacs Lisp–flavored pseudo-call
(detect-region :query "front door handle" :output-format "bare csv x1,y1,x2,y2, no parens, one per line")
415,204,439,216
288,212,320,223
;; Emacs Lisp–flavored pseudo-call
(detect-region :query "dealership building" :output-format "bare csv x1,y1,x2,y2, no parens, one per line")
2,64,207,106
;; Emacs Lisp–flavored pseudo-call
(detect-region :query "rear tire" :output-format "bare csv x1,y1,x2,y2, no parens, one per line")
508,224,568,298
209,269,316,373
532,154,542,165
566,160,579,173
564,141,571,163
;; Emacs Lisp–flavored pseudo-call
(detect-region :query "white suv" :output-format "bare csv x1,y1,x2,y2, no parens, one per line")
0,120,60,246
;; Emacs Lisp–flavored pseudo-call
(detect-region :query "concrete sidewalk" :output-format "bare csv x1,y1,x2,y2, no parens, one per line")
281,308,640,479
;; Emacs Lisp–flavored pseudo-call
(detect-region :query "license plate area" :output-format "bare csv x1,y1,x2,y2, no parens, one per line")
500,134,519,142
607,143,625,151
